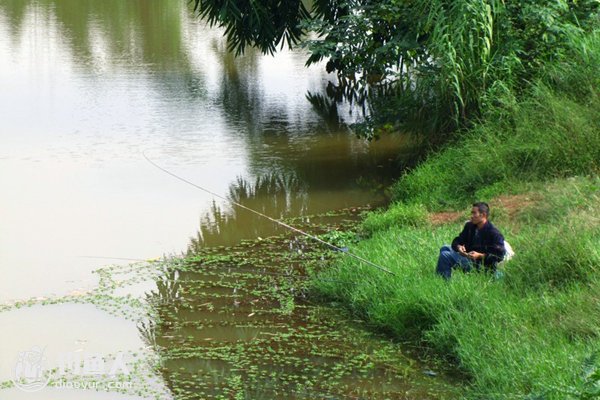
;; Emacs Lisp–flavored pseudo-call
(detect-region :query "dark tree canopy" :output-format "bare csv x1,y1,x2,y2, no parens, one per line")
192,0,313,54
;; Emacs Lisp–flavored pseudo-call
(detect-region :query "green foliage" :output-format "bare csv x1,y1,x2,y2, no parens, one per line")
390,31,600,209
302,0,417,76
569,353,600,399
192,0,311,54
546,29,600,101
502,0,600,75
309,0,600,136
193,0,600,136
411,0,506,130
360,202,428,234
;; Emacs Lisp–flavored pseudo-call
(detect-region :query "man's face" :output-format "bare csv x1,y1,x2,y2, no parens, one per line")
470,207,486,225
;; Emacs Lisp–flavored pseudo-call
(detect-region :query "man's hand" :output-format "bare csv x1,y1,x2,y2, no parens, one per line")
457,245,468,256
467,251,485,260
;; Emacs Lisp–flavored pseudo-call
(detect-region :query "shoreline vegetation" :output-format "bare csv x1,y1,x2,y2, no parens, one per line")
311,30,600,399
185,1,600,396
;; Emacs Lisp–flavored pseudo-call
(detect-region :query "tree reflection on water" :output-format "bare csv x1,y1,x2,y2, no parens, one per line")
188,172,308,250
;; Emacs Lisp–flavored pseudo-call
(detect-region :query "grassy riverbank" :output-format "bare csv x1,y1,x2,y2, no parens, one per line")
312,31,600,399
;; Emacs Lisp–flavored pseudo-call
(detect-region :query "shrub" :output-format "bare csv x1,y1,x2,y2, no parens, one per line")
360,202,428,234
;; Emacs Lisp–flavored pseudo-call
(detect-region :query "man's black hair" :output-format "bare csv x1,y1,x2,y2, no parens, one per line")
472,202,490,217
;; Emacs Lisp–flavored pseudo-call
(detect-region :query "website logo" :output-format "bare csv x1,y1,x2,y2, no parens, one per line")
12,346,52,392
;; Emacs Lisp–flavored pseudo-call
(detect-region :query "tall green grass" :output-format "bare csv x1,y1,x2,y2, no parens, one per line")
390,30,600,210
314,177,600,398
363,0,600,137
313,30,600,399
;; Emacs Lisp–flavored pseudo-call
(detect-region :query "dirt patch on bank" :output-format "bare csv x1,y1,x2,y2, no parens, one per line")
429,211,463,225
428,194,539,225
494,194,539,218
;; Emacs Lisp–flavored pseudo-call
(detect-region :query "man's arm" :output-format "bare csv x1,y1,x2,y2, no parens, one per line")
482,229,506,265
451,223,470,252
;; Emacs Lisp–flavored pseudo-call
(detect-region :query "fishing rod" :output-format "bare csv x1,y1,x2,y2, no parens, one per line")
142,152,396,276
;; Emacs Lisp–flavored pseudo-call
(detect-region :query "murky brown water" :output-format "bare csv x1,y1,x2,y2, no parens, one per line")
0,0,414,302
0,1,457,398
139,212,459,398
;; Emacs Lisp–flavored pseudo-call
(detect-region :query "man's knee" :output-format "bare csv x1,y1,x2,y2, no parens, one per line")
439,245,453,254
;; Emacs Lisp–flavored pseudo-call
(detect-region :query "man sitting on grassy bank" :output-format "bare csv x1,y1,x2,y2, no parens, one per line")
436,202,506,279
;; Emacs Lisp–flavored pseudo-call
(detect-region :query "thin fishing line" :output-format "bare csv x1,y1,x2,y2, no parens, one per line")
142,152,396,276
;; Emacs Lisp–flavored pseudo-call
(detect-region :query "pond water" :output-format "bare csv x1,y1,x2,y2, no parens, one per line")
0,1,458,398
0,0,412,303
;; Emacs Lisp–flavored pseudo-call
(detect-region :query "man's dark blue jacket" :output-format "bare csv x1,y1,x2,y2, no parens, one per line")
451,221,506,268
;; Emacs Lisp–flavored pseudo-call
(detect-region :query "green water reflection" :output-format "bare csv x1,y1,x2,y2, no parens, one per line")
1,0,192,67
190,132,411,249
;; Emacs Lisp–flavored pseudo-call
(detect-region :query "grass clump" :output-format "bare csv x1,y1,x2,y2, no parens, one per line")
392,86,600,209
360,203,428,235
505,178,600,292
506,223,600,292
